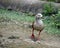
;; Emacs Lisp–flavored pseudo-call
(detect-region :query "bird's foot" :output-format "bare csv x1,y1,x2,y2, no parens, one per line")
30,34,35,39
36,40,41,44
36,37,40,41
37,38,40,41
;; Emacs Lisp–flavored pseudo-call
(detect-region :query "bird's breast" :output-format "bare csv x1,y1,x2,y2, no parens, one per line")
33,20,44,30
34,20,44,26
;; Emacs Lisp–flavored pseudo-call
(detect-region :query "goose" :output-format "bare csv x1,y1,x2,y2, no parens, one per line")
31,13,44,41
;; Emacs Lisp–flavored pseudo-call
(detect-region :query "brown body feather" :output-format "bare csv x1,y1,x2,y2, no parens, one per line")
32,20,44,31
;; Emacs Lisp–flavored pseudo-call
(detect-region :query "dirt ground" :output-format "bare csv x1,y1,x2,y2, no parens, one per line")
0,21,60,48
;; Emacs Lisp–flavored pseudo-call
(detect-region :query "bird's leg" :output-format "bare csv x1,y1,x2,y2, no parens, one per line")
31,28,35,39
37,30,42,40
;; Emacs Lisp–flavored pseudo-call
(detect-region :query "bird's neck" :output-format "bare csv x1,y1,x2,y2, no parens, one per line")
36,19,42,24
35,19,43,25
36,18,42,22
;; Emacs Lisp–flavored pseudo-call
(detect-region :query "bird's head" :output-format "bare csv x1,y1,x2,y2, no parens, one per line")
35,13,43,20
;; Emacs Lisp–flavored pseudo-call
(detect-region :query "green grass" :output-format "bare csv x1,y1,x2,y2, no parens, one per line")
0,9,35,22
0,9,60,36
44,17,60,36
